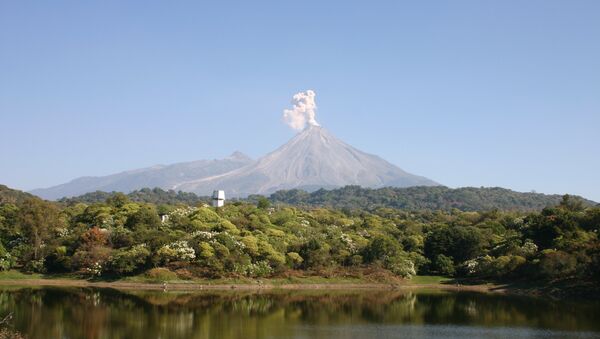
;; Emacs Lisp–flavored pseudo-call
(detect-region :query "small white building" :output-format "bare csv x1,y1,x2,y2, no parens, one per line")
212,190,225,207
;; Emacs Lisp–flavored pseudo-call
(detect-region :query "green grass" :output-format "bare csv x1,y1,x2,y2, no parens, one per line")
0,270,87,281
0,269,453,288
409,275,452,285
120,274,372,285
0,270,44,280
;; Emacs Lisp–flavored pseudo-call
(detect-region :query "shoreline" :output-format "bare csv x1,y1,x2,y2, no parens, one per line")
3,276,597,300
0,277,502,293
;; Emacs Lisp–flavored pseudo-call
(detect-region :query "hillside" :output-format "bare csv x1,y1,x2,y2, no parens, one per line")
30,152,253,200
267,186,596,212
1,182,599,298
0,184,39,205
56,185,596,212
58,188,210,206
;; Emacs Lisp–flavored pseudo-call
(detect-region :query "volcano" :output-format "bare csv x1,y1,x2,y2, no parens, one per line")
31,125,438,199
173,125,438,197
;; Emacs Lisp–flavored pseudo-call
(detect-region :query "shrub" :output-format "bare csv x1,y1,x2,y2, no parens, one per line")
460,255,493,277
108,244,150,275
539,250,577,279
234,260,273,277
0,243,13,271
363,236,402,262
349,254,363,266
385,254,416,278
197,242,215,259
71,246,112,276
174,268,194,280
491,255,526,278
24,259,46,273
286,252,304,268
156,241,196,265
145,267,178,281
433,254,455,276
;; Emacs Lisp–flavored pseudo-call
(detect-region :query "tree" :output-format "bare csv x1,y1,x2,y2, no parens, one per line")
106,193,130,208
125,205,161,232
525,207,577,250
424,226,486,264
257,197,271,209
558,194,585,212
363,236,402,262
18,198,62,260
108,244,150,275
433,254,455,276
299,239,331,269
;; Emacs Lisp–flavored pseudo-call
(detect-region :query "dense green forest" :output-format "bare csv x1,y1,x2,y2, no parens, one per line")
0,184,599,291
0,185,37,205
268,186,597,211
58,188,209,206
57,185,596,212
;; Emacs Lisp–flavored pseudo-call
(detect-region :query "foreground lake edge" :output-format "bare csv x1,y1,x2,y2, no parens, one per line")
0,274,551,299
2,284,600,339
2,269,598,300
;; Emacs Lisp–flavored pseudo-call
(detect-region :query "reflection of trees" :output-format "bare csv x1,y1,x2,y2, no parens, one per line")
0,288,599,338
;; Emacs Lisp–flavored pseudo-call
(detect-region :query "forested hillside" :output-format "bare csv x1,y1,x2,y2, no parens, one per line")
55,185,596,212
268,186,596,211
58,188,209,206
1,184,599,292
0,185,37,205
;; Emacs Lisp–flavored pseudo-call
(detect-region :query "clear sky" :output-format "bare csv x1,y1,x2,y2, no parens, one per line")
1,1,599,201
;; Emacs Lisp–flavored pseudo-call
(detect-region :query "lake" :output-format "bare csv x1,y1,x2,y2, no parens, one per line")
0,287,599,338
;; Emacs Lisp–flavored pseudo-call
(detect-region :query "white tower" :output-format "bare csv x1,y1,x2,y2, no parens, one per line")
212,190,225,207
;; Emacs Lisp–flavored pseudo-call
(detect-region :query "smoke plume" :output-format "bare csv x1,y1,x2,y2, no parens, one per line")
283,90,320,131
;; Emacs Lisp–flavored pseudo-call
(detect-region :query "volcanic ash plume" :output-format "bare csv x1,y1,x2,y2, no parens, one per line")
283,90,320,131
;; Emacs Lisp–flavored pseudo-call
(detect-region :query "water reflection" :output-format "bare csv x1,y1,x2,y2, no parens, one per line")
0,287,599,339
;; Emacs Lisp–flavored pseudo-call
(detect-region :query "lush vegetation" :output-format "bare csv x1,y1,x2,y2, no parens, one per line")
268,185,596,212
0,185,598,293
56,185,597,213
58,188,209,206
0,185,37,205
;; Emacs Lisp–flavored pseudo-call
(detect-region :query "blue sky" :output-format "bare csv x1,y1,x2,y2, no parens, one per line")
1,1,599,201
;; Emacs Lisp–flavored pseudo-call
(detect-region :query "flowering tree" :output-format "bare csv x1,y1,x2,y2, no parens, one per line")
156,241,196,265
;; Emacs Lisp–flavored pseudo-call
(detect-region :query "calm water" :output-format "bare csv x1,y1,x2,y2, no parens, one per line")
0,287,599,339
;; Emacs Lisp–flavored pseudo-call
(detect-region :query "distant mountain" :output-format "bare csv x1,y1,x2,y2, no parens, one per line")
30,152,253,200
31,125,438,200
267,185,597,212
174,125,438,197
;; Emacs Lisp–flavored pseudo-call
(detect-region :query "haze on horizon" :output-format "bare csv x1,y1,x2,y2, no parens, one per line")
1,1,599,201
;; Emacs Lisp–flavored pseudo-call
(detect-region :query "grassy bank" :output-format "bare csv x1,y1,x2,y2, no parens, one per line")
2,270,594,299
0,270,496,292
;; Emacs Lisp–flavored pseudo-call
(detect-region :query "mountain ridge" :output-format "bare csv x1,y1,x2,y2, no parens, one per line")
30,152,253,200
31,125,438,200
174,125,438,196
